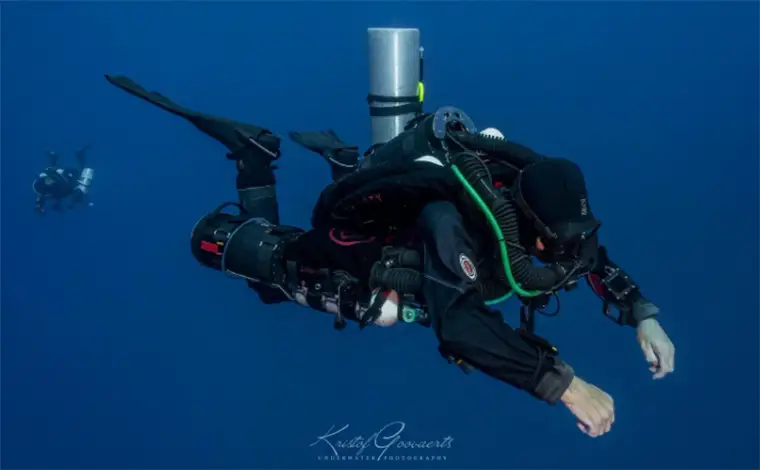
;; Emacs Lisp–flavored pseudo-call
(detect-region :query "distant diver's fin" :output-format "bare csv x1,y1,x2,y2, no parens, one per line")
75,144,91,168
104,74,277,154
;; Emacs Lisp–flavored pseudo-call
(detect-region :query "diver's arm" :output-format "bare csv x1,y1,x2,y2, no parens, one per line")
585,245,659,327
586,246,675,379
32,177,47,214
418,201,573,403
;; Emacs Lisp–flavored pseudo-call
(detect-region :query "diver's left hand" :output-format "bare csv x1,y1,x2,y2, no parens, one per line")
636,318,675,379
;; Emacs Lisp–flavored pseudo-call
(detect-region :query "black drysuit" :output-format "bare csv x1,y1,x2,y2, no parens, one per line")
106,74,667,405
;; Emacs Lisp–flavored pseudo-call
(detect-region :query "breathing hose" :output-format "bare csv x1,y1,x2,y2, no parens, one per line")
372,107,560,303
450,152,560,300
449,131,541,169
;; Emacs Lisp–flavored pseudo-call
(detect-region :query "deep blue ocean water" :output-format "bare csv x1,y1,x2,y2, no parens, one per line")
2,2,758,469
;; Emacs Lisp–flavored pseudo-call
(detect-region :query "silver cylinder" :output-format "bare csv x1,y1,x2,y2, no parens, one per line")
367,27,421,146
76,167,95,194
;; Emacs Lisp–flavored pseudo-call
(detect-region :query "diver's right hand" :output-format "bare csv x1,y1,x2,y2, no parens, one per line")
560,376,615,438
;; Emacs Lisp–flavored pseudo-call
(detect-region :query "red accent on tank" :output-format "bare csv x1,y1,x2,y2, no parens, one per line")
200,240,220,254
493,181,504,188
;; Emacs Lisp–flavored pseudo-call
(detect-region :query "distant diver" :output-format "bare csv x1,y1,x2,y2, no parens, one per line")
105,73,675,439
33,145,95,214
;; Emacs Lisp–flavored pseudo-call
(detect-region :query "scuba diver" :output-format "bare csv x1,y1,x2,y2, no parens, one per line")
33,146,95,214
105,73,675,439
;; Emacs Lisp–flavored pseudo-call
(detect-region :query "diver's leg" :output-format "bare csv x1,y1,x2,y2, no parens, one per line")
75,145,91,169
230,136,281,224
105,75,276,155
34,196,46,215
33,176,47,214
47,151,58,167
104,74,282,222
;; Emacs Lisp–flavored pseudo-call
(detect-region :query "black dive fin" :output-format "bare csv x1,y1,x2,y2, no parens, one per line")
104,75,200,118
289,130,360,181
289,130,359,167
104,74,277,154
288,130,356,156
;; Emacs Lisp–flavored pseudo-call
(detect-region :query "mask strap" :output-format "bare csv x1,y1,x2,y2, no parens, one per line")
512,169,560,245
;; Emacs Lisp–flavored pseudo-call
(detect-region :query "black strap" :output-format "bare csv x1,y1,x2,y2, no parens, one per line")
332,270,359,331
360,290,388,329
519,304,535,333
367,94,422,117
285,260,299,287
367,94,418,103
438,345,476,375
519,294,554,333
517,299,560,357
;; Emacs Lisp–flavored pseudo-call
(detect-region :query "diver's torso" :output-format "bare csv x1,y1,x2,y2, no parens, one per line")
34,167,76,198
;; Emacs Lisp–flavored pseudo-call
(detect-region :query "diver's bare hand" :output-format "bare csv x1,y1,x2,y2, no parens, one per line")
637,318,675,380
560,376,615,437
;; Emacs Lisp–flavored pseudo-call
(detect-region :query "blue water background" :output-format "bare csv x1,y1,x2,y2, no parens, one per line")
2,2,758,468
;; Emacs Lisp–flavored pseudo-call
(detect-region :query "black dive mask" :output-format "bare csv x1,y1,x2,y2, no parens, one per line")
533,236,598,294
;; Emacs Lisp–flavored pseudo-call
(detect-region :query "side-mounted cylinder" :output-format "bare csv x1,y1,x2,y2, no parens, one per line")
75,168,95,195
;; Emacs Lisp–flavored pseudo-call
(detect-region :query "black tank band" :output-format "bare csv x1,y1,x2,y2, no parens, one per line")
367,94,422,117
